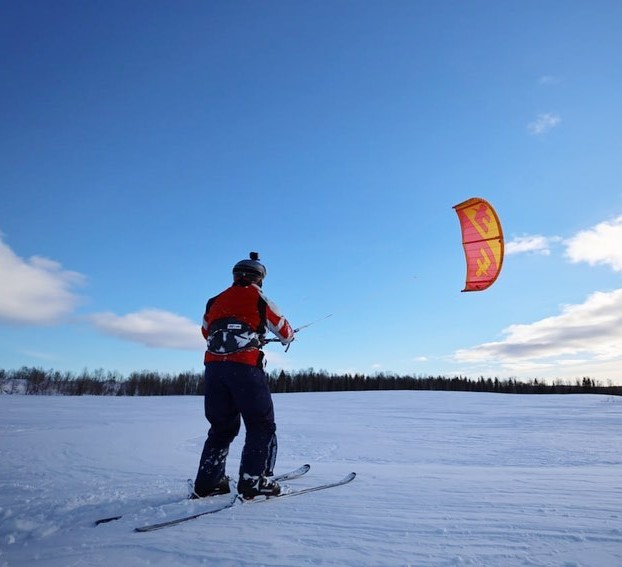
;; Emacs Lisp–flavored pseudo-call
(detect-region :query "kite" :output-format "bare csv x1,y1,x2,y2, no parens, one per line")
453,197,504,292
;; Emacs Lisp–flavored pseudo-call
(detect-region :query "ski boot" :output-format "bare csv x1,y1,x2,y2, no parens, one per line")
191,476,231,499
237,475,281,500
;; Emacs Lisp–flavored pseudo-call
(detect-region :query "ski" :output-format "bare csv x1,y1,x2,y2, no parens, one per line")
270,463,311,482
133,471,355,533
248,471,356,503
94,464,310,527
94,515,123,526
134,492,238,532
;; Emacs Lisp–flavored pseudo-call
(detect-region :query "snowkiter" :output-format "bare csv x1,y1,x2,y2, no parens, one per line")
193,252,294,500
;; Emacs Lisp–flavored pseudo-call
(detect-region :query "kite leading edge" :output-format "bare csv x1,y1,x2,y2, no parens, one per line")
453,197,504,292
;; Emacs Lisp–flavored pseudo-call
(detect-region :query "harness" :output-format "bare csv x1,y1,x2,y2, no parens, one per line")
206,317,263,355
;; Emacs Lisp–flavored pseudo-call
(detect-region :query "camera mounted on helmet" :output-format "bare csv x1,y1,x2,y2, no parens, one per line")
233,251,267,286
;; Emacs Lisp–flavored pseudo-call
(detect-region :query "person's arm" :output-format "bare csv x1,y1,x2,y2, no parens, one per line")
261,292,294,344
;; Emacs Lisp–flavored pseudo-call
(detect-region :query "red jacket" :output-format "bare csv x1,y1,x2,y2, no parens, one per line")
201,283,294,366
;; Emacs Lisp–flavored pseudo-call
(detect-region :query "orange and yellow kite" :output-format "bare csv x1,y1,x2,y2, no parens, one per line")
453,197,504,292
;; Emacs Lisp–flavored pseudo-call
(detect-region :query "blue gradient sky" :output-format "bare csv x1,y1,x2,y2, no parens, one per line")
2,1,622,383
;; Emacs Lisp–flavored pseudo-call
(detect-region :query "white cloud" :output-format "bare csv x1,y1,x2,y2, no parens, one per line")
0,236,85,325
528,113,561,135
564,215,622,272
506,235,561,256
453,289,622,380
89,309,204,350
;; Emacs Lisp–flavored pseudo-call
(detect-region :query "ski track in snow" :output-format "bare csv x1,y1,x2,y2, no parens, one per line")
1,391,621,566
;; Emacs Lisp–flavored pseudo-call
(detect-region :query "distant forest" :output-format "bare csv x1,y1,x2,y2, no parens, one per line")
1,366,621,396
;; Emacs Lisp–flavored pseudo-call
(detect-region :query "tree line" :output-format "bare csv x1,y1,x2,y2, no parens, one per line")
1,366,620,396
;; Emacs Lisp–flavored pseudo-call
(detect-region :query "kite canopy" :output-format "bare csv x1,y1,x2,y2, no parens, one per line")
453,197,504,292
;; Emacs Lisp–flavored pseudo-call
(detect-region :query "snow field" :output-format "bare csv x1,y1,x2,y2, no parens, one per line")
1,391,621,566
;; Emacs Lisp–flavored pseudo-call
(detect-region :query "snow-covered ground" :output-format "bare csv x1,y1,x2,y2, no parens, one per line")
1,391,621,566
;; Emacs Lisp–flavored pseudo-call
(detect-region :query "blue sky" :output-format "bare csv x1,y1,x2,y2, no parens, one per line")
2,1,622,384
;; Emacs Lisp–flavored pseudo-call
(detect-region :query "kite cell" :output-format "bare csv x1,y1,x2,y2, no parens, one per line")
453,197,504,292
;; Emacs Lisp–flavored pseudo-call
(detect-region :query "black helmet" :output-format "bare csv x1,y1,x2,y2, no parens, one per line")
233,252,267,284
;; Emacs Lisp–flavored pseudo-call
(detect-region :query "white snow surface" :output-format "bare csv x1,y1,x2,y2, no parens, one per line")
1,391,621,566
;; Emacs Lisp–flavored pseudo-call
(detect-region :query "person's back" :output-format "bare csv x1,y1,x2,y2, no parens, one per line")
202,279,292,367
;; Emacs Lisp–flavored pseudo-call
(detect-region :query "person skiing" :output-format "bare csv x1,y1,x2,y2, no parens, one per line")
193,252,295,500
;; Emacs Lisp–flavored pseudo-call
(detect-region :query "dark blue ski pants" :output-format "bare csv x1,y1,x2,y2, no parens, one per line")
194,361,277,494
